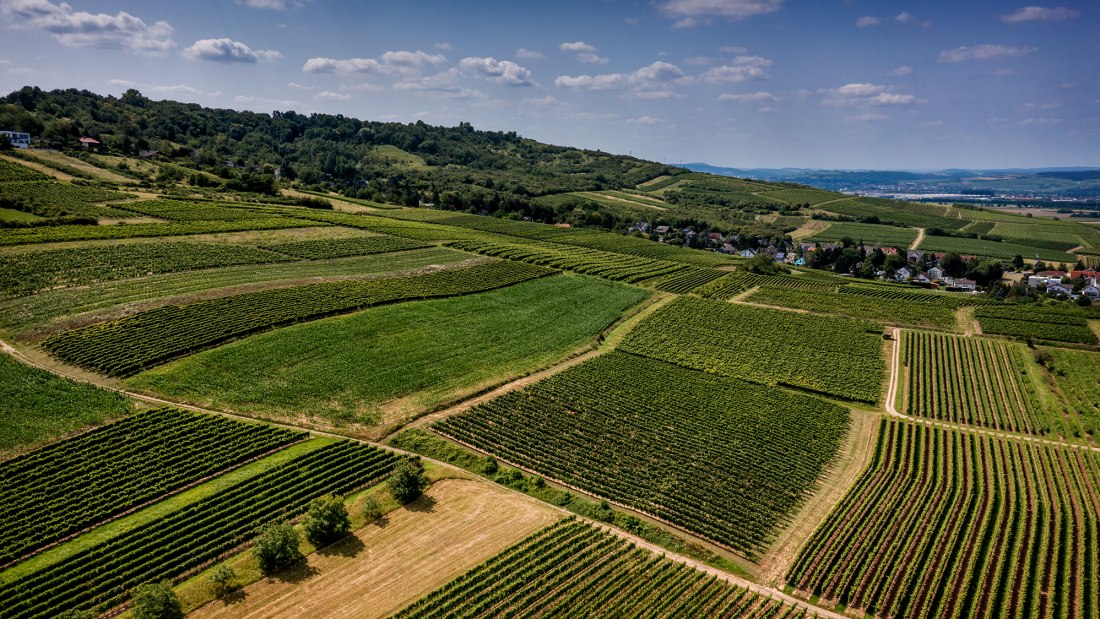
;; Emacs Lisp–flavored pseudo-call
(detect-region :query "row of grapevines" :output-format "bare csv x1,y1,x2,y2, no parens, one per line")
643,267,727,293
902,330,1044,434
975,306,1098,344
44,261,553,376
434,352,850,557
112,199,272,221
0,181,133,218
0,440,401,619
838,283,1000,306
0,408,305,565
0,160,49,182
0,217,315,247
259,234,430,259
787,418,1100,619
747,285,958,330
445,239,688,284
0,242,289,299
394,519,820,618
618,296,886,403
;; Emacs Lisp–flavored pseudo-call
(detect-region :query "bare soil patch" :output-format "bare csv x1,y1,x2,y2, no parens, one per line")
188,478,559,619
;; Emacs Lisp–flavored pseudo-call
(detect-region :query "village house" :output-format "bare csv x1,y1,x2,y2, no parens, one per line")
953,278,978,291
739,249,757,259
895,266,913,281
1047,283,1073,297
907,250,925,262
1083,280,1100,300
654,225,671,235
927,266,945,281
0,130,31,148
78,136,100,149
913,273,932,284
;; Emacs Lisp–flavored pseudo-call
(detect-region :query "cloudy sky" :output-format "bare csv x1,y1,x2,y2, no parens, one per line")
0,0,1097,169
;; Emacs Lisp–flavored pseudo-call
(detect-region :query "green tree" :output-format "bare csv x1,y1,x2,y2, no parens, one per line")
302,494,351,547
253,520,303,574
1076,295,1092,307
362,496,383,522
387,457,428,504
483,455,499,475
1012,254,1025,270
207,564,236,598
130,581,183,619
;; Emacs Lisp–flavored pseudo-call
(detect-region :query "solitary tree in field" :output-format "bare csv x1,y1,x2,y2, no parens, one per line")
388,457,428,504
362,495,383,522
130,581,183,619
253,520,303,574
302,494,351,547
207,564,236,598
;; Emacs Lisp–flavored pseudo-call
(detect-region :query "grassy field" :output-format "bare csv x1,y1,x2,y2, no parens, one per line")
434,351,851,559
1040,347,1100,441
127,275,649,435
188,478,560,619
0,248,474,336
0,353,132,456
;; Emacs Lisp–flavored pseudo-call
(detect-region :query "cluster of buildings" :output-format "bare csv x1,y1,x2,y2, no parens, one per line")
1025,269,1100,301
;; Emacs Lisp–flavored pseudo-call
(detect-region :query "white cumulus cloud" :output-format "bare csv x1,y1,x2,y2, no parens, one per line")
822,83,919,107
314,91,350,102
888,65,914,76
303,50,446,75
555,61,686,91
1002,6,1080,22
516,48,544,60
938,44,1037,62
856,16,880,27
1,0,175,53
458,57,535,86
719,91,778,102
658,0,783,20
183,38,281,63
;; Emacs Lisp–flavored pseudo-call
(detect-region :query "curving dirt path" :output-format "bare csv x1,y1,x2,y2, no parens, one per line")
910,227,926,251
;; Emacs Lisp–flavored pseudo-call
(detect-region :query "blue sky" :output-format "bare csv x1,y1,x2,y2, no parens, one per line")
0,0,1097,169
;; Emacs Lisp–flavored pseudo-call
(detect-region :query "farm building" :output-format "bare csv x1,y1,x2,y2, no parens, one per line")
0,130,31,148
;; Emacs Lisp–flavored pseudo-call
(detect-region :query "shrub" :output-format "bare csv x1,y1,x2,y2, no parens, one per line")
387,458,428,504
253,521,303,574
302,494,351,547
130,581,183,619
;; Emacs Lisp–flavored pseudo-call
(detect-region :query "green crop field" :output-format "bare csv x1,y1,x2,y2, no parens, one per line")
837,283,1000,307
0,407,304,564
259,234,430,259
44,261,552,376
0,354,131,454
975,305,1098,345
129,276,649,430
618,296,885,402
1040,347,1100,440
0,217,317,247
807,222,918,247
0,242,289,299
394,519,820,618
918,235,1077,263
901,330,1047,434
113,199,273,221
0,181,133,218
447,239,689,283
788,418,1100,619
0,440,401,619
0,247,473,335
746,285,958,330
434,352,849,558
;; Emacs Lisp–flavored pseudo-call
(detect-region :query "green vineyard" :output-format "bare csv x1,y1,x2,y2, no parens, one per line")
618,296,886,402
0,217,315,247
446,239,690,283
394,519,819,619
902,330,1046,434
44,261,551,376
434,352,850,557
0,408,305,565
975,306,1098,345
746,286,958,330
0,440,401,619
259,234,430,259
0,242,289,298
787,419,1100,619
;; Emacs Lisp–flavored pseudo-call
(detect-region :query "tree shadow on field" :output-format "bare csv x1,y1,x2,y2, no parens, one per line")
221,587,248,606
273,560,320,584
404,494,437,513
318,533,365,558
